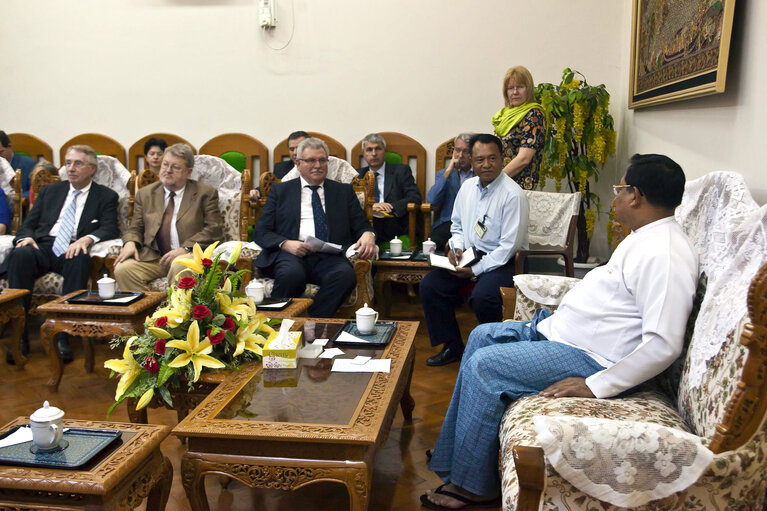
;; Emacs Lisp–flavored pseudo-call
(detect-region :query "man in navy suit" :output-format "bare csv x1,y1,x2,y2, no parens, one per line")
426,133,475,251
254,138,376,318
4,145,119,364
356,133,421,242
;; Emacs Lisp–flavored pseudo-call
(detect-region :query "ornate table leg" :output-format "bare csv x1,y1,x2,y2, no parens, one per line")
344,464,371,511
146,455,174,511
42,321,62,390
399,354,416,423
83,336,95,373
8,302,26,369
181,453,212,511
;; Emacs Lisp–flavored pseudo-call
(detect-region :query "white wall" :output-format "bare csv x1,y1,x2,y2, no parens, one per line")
617,0,767,204
0,0,647,257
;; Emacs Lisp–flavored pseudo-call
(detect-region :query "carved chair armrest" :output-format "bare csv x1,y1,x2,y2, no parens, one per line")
513,445,546,511
500,286,517,320
338,258,372,318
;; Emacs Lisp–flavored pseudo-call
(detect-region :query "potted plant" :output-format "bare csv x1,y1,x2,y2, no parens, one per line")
535,68,617,262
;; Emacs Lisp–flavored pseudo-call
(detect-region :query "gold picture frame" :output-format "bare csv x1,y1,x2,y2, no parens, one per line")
629,0,736,109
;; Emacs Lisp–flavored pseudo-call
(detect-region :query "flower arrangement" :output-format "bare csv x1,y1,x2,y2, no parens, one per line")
104,242,277,415
535,68,617,261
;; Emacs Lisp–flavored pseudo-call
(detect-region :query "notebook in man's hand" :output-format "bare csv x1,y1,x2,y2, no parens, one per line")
428,247,479,271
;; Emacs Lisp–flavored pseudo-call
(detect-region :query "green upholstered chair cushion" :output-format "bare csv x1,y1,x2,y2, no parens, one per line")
220,151,246,172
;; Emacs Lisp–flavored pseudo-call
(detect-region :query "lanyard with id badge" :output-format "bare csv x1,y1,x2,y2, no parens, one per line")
474,213,488,239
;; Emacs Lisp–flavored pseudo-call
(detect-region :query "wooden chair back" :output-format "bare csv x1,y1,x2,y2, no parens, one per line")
60,133,126,166
351,132,427,199
8,133,54,163
10,170,22,233
199,133,268,183
272,132,347,168
128,133,195,172
435,137,455,173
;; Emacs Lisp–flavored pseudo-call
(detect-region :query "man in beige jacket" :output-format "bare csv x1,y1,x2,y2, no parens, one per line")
114,143,223,291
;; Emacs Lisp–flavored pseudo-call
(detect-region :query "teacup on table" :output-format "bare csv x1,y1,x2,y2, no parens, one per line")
97,275,116,299
30,401,65,451
246,280,265,305
356,303,379,335
389,238,403,256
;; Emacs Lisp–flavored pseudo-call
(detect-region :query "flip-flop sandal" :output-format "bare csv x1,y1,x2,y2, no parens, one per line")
420,483,501,510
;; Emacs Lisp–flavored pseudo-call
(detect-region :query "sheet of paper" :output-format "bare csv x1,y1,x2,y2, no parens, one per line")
332,358,391,373
457,247,477,268
387,254,411,260
318,347,345,359
304,236,343,254
335,331,371,344
257,301,290,309
312,339,329,346
428,253,457,271
350,355,372,365
0,426,32,448
104,295,137,303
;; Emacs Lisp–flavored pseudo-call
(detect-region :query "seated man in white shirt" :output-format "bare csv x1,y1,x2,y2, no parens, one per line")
422,153,698,510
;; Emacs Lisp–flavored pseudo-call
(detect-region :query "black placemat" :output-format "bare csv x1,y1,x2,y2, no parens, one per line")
0,426,122,469
66,291,144,306
332,321,397,346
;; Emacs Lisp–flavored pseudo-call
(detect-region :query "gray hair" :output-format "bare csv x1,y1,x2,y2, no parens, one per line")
455,133,474,145
65,145,98,167
361,133,386,151
296,137,329,160
164,143,195,169
32,159,58,175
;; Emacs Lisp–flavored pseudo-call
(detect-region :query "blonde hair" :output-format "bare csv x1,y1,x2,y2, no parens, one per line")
502,66,536,106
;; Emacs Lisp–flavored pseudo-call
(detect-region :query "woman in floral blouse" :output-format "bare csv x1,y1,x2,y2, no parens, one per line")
492,65,545,190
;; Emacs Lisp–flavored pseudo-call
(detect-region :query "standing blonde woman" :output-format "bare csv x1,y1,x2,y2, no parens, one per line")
492,65,545,190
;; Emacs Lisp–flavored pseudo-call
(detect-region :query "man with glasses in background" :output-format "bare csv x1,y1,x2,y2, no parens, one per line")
114,143,222,291
3,145,119,364
254,138,376,318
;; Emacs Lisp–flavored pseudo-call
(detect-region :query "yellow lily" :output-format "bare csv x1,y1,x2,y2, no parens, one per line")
147,327,171,339
217,292,255,323
136,388,154,410
166,320,225,382
104,338,142,401
228,242,243,266
173,241,220,275
233,321,267,357
149,288,191,328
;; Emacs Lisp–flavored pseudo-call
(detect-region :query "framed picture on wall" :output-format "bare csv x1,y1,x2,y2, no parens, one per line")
629,0,736,109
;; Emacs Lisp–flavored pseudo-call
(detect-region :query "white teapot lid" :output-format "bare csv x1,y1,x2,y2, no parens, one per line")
30,401,65,422
356,302,376,315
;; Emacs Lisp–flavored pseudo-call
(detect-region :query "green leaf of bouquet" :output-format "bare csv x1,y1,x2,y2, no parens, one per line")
106,396,126,419
157,362,176,387
158,385,173,407
225,330,237,347
212,314,225,326
267,318,282,327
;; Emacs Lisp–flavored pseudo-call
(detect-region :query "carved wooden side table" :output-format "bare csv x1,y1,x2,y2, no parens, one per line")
372,259,430,317
0,417,172,510
36,290,166,391
0,289,30,368
174,319,418,511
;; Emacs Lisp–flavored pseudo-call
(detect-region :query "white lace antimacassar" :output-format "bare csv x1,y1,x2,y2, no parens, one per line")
676,171,767,388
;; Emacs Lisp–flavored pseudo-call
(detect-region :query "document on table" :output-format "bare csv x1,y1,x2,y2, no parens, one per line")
304,236,343,254
256,300,290,310
335,331,372,344
319,347,345,359
332,358,391,373
0,426,32,448
428,247,478,271
104,295,138,304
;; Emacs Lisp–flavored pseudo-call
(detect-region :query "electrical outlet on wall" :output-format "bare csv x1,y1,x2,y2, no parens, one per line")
259,0,276,28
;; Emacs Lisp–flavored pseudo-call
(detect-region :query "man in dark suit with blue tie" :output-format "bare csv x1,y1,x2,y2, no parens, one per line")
4,145,119,364
356,133,421,242
254,138,376,318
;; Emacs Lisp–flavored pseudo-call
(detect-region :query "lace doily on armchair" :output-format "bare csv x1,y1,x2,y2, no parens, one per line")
524,190,580,247
675,172,767,388
534,415,713,508
282,156,358,184
191,155,242,242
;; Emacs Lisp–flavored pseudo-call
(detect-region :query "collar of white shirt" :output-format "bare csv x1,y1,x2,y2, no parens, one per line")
299,176,325,189
163,186,186,201
69,181,92,195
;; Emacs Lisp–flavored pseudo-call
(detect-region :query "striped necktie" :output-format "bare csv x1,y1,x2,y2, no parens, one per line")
307,185,328,241
52,189,82,257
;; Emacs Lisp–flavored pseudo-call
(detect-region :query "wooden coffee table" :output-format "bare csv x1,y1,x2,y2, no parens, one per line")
36,290,166,391
173,318,418,511
0,289,30,368
0,417,172,510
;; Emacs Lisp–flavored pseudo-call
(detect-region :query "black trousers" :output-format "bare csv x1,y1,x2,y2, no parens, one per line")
265,251,357,318
419,262,515,348
7,238,92,311
372,216,407,244
430,221,452,253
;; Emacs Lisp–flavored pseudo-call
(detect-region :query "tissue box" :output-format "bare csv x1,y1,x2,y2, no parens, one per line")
263,331,303,369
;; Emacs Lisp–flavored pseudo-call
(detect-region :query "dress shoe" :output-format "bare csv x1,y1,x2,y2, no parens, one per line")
56,333,74,364
5,336,29,365
426,344,463,367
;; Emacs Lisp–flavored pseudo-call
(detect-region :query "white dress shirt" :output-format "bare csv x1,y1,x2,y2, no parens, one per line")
48,182,100,243
449,173,529,275
536,217,698,398
163,186,185,250
298,176,326,241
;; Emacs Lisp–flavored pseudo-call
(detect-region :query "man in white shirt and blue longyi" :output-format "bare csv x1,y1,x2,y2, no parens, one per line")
420,133,529,367
422,153,699,510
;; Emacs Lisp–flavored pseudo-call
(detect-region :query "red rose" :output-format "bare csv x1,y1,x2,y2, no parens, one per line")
154,316,168,328
154,339,167,355
144,356,160,374
178,276,198,289
202,258,213,268
221,317,236,331
207,329,225,345
192,304,212,320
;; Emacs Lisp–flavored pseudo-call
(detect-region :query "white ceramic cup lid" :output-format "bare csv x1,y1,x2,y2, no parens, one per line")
247,280,264,288
390,238,401,243
356,302,376,315
98,276,115,283
30,401,64,422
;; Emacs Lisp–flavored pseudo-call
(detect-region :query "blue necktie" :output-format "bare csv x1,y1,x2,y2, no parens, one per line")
307,185,328,241
374,171,381,202
52,189,82,257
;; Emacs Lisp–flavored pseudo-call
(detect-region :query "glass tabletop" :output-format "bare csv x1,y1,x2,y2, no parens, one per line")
215,321,388,425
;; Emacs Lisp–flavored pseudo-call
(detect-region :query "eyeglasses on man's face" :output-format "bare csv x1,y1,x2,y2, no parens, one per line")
300,158,329,166
612,184,634,196
65,159,91,169
160,160,187,173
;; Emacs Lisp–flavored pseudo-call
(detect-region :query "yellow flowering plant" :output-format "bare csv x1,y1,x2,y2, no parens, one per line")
104,242,278,416
536,68,617,261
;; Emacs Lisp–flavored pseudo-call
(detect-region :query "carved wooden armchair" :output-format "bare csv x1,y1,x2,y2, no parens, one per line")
127,133,196,173
60,133,127,166
497,172,767,510
252,170,375,317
